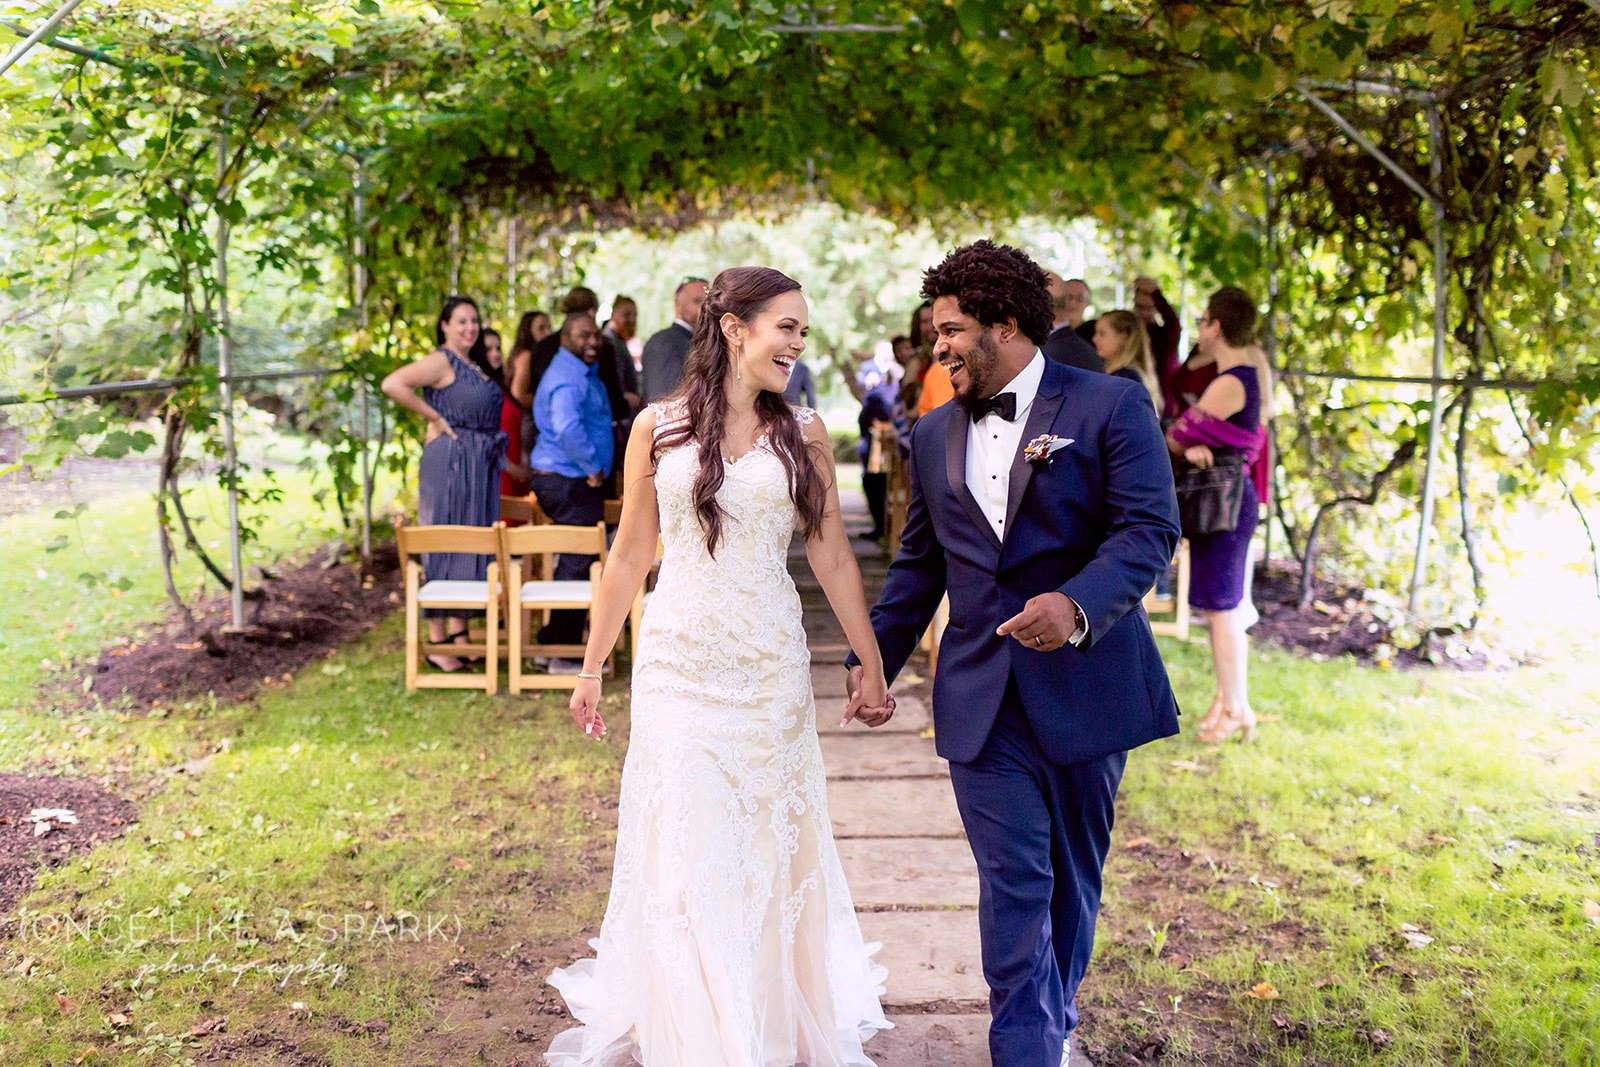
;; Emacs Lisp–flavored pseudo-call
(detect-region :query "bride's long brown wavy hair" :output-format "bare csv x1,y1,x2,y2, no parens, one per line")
652,266,829,557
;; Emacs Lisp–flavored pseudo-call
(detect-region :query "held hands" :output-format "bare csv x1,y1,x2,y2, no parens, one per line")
585,472,605,489
842,665,897,729
996,592,1081,653
1184,444,1215,470
569,676,607,740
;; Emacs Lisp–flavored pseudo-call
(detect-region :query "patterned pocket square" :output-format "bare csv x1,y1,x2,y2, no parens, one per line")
1023,434,1074,465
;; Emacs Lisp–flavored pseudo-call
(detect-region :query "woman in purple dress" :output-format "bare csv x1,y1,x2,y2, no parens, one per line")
381,296,507,672
1167,287,1272,743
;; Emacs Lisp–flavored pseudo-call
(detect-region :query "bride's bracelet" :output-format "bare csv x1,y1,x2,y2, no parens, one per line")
577,671,603,682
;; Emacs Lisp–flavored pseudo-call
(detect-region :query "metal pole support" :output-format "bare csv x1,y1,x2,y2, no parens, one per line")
0,0,86,77
354,163,373,564
215,130,246,630
1408,104,1449,612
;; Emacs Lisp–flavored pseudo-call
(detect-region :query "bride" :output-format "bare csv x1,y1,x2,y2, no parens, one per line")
545,266,898,1066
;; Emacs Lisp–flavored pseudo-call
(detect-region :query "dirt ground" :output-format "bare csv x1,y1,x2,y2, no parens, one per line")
84,543,402,713
0,773,139,926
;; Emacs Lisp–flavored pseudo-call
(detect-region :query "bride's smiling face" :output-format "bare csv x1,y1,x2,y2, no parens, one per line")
724,290,809,394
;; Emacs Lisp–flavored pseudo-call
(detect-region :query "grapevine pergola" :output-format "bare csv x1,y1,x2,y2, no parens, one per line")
2,1,1597,637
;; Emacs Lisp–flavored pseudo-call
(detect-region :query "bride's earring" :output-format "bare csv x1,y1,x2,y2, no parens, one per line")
734,346,743,383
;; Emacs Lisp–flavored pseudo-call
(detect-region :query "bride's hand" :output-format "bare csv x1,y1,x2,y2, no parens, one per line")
857,671,896,729
569,678,607,740
846,668,895,729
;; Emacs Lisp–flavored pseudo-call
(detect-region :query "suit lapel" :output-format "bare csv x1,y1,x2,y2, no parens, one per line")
944,408,1003,552
1002,361,1067,537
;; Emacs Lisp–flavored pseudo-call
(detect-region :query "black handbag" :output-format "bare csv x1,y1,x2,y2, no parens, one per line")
1176,450,1246,537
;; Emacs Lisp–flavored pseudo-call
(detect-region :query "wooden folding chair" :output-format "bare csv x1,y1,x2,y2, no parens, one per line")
627,537,667,661
1143,539,1192,641
501,522,610,692
500,492,551,529
396,524,502,694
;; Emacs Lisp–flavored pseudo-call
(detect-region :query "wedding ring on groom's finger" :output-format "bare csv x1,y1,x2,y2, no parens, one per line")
1034,635,1044,647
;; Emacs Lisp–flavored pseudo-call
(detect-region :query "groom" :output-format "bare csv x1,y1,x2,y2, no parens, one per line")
847,241,1181,1066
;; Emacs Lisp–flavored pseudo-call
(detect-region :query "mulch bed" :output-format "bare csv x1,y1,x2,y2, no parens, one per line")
0,773,138,926
1249,561,1489,671
84,543,403,713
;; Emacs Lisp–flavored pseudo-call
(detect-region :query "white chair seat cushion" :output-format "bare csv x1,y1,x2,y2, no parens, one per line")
519,580,593,606
417,579,491,605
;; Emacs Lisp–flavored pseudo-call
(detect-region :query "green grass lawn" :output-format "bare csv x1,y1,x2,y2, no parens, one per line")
1089,638,1600,1065
0,473,1596,1065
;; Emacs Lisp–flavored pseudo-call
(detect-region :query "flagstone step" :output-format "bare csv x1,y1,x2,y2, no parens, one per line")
838,837,977,909
828,777,961,839
860,909,988,1004
820,733,948,779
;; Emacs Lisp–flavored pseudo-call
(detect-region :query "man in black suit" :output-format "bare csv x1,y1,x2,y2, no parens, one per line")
640,277,708,402
1043,272,1104,372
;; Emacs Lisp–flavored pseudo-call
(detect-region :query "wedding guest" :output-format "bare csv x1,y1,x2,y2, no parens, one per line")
910,301,955,416
640,277,708,402
783,357,819,408
1092,310,1161,409
1066,277,1097,344
380,295,506,672
529,311,614,668
1042,272,1103,371
1166,286,1273,743
1132,276,1184,417
857,370,896,540
893,335,925,415
1167,342,1220,421
529,309,553,344
891,335,915,366
531,288,629,454
484,328,532,499
602,295,643,412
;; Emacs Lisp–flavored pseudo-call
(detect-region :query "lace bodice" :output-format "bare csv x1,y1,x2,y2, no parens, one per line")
649,400,816,575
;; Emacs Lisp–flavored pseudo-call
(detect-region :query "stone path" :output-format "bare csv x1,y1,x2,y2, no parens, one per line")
794,491,1093,1067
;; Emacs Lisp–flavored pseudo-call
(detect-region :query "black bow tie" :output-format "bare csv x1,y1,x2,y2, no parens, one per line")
971,392,1018,422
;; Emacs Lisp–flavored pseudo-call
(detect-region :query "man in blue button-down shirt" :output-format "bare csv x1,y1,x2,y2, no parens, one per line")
529,312,615,655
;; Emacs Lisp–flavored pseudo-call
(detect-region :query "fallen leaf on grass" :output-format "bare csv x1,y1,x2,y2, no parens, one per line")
1400,923,1434,948
106,1012,130,1027
55,992,78,1014
72,1047,96,1065
15,956,35,975
1583,899,1600,926
1313,976,1342,989
189,1015,226,1036
450,856,473,871
174,641,204,651
1425,833,1457,847
1246,981,1281,1000
1122,836,1154,849
1168,759,1204,772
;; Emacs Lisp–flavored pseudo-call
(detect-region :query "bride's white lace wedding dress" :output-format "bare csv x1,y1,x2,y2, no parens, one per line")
545,402,891,1067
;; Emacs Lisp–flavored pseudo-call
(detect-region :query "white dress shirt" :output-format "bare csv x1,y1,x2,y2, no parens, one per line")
964,350,1087,646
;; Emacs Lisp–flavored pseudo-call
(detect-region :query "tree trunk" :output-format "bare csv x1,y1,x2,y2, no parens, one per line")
1297,437,1420,608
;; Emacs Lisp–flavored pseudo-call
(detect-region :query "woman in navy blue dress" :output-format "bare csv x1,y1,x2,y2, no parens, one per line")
1168,287,1272,743
381,296,506,672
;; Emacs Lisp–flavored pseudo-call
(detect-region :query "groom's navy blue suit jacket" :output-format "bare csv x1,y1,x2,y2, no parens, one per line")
854,359,1182,766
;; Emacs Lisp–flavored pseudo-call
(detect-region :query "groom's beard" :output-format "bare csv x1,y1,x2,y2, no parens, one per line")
951,330,1001,416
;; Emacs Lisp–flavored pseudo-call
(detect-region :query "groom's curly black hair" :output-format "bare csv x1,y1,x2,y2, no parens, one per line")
920,240,1055,346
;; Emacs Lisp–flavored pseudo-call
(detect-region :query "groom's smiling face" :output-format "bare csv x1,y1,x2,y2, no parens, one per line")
931,295,1004,412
